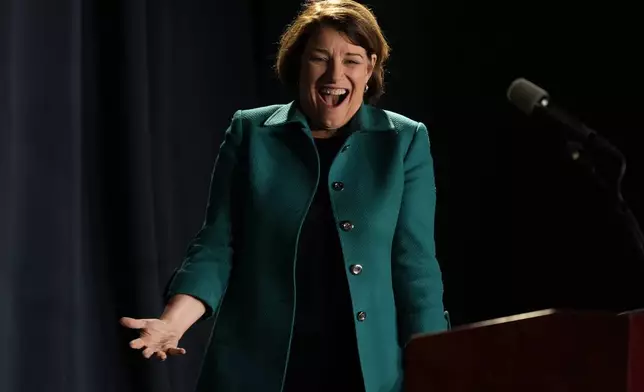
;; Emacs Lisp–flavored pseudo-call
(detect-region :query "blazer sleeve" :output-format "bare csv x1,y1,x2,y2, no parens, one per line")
392,121,447,345
164,110,243,321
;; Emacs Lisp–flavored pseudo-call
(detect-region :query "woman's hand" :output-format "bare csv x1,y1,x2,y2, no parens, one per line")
120,317,187,361
120,294,206,360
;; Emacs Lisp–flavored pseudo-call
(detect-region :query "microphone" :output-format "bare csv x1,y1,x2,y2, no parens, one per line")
506,78,620,157
507,77,644,263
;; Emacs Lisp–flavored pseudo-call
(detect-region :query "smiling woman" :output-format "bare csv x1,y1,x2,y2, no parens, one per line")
276,0,390,135
298,26,375,132
120,1,448,391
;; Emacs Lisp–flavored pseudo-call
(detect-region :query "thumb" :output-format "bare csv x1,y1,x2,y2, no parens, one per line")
120,317,147,329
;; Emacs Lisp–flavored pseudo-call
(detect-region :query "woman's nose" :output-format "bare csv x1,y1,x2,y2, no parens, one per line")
325,59,344,82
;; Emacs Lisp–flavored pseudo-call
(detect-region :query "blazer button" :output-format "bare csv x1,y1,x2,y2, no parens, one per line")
350,264,363,275
340,221,354,231
332,182,344,191
357,311,367,322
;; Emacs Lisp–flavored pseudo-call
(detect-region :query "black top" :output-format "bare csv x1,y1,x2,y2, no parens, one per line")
283,132,365,391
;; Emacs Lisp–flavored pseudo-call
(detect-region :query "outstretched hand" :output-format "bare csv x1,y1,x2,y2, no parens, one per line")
120,317,187,361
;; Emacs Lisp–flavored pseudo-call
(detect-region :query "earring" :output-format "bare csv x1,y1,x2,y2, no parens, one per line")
365,85,369,93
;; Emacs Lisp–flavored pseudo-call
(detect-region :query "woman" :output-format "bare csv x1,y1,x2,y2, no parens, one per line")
120,1,447,391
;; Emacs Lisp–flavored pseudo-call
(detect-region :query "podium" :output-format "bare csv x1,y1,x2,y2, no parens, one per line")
404,309,644,392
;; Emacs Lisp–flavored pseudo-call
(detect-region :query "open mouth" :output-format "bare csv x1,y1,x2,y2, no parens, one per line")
318,87,349,108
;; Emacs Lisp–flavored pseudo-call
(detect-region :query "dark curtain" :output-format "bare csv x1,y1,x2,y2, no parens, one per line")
1,0,643,391
1,0,261,391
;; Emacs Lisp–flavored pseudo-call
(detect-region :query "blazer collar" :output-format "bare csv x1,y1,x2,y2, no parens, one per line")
263,101,395,132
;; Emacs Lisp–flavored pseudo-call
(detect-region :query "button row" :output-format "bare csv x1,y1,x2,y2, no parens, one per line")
331,173,364,321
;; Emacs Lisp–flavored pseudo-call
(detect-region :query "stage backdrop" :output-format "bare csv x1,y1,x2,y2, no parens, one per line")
1,0,643,391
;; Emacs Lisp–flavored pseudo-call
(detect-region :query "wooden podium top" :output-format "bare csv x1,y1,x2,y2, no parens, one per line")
404,309,644,392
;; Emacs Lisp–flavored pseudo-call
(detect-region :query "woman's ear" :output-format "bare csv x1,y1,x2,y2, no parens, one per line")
367,54,377,78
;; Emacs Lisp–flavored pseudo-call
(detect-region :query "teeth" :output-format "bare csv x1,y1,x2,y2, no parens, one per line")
320,88,347,95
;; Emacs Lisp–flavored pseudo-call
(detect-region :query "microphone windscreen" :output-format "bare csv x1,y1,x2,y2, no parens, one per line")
507,78,549,115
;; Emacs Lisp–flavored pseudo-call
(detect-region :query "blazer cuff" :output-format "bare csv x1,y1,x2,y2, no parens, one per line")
164,268,220,321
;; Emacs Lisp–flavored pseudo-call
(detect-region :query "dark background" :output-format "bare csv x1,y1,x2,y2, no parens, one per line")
1,0,643,391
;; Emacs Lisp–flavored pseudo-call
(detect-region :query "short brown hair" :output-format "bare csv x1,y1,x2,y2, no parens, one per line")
276,0,391,104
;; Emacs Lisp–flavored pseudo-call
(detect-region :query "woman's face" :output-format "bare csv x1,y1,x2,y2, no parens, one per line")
298,26,376,131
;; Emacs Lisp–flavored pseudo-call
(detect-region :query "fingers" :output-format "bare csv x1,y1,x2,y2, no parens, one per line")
167,347,187,356
142,347,155,359
143,346,184,360
120,317,147,329
130,338,185,359
129,338,146,349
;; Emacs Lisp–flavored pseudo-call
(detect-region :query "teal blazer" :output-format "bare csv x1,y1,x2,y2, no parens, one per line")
165,102,447,392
